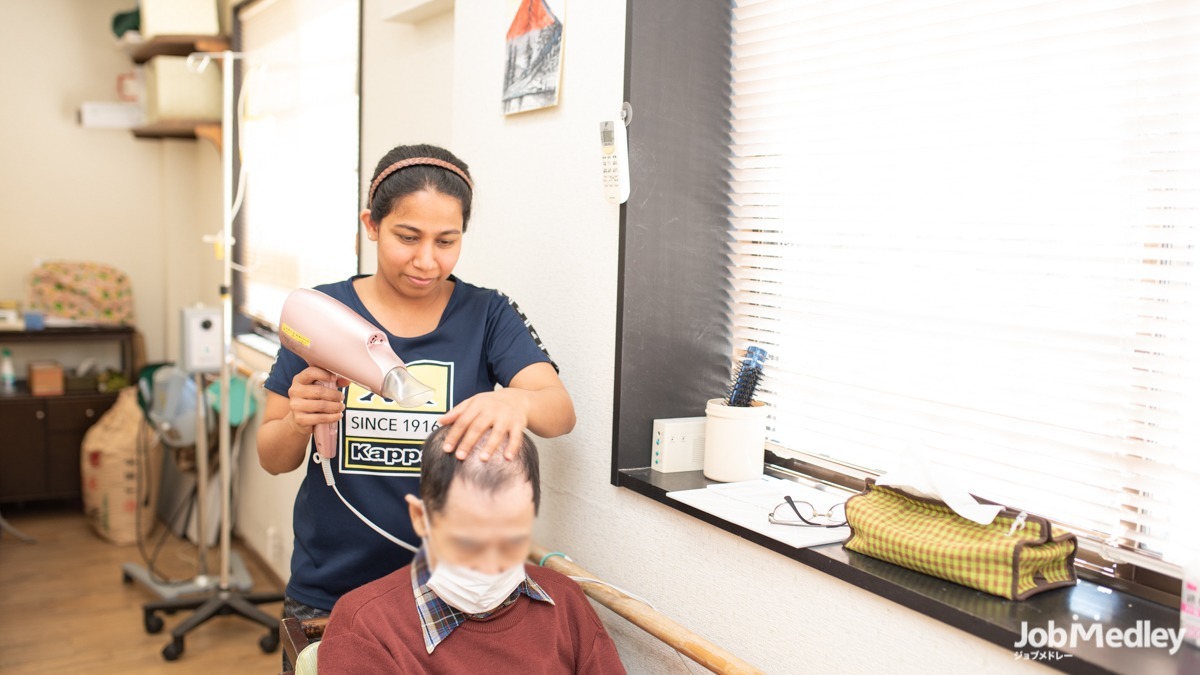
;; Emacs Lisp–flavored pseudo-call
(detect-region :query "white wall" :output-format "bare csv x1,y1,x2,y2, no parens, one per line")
359,0,455,223
0,0,221,366
232,1,1052,673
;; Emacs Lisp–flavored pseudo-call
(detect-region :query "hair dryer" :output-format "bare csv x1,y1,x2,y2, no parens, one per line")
279,288,434,459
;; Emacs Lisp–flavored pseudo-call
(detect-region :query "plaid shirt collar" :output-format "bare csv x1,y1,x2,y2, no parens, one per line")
412,545,555,654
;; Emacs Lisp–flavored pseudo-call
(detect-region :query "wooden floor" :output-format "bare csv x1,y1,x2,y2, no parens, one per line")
0,503,286,674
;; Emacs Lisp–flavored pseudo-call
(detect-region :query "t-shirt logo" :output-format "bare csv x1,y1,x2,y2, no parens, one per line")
338,361,453,475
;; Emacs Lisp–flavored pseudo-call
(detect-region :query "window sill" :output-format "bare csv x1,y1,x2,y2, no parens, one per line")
234,332,279,375
618,468,1199,675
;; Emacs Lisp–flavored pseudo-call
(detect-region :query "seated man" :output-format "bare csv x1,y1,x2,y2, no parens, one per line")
317,426,626,674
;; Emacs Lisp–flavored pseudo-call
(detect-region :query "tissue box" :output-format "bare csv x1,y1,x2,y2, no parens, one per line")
140,0,221,40
144,56,222,124
28,361,64,396
66,373,99,394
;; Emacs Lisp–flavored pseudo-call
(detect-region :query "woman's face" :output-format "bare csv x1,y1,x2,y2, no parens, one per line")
364,189,464,301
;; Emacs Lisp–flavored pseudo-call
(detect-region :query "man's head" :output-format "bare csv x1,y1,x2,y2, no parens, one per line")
406,425,540,574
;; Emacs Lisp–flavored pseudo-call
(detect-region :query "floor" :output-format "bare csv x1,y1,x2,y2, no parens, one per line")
0,502,286,675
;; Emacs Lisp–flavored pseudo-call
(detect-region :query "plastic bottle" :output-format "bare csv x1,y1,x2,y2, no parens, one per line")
1,347,14,393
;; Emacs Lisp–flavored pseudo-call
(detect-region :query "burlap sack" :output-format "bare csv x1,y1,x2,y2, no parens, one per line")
81,387,163,545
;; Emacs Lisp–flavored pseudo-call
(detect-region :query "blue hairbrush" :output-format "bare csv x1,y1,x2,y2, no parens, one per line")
725,345,767,407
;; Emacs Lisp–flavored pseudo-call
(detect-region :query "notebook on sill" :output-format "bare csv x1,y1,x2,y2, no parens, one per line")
666,475,852,549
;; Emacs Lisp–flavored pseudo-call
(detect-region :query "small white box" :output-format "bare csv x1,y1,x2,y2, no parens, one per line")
144,56,222,124
651,417,708,473
78,102,146,129
181,306,223,374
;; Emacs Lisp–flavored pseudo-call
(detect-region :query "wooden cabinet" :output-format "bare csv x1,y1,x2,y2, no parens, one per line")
0,326,135,504
0,399,47,501
0,394,117,503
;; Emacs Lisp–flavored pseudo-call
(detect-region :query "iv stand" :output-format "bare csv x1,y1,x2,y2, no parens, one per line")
140,49,284,662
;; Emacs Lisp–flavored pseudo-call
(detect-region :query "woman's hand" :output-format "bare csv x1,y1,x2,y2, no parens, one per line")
437,389,530,461
286,366,351,436
436,362,575,462
258,366,351,475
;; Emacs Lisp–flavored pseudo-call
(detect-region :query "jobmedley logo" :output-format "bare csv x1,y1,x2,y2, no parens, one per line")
1014,614,1187,661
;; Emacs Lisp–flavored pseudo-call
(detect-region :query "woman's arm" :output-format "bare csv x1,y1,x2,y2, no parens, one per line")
257,367,350,474
437,362,575,461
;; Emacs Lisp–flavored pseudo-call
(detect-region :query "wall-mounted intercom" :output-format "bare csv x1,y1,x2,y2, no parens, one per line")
600,118,630,205
181,305,223,374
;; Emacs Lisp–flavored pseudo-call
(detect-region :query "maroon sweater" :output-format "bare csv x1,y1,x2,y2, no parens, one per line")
318,563,627,674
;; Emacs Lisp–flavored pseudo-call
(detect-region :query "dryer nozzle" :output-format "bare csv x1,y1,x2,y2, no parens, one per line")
383,366,434,408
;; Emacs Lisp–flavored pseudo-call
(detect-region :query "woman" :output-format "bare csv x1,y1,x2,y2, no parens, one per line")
257,143,575,635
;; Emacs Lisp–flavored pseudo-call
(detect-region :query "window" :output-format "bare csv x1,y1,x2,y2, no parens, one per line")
234,0,361,333
727,0,1200,576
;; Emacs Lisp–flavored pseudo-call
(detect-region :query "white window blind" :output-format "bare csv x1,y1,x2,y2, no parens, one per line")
238,0,359,327
727,0,1200,570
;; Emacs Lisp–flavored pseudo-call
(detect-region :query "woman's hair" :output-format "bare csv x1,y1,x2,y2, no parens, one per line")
367,144,474,230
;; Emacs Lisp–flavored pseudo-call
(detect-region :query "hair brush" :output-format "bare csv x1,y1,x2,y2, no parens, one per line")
725,345,767,407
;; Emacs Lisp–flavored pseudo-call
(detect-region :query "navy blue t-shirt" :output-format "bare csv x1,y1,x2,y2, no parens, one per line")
263,275,555,611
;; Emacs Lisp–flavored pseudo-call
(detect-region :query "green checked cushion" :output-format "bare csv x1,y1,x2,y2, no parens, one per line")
844,484,1078,600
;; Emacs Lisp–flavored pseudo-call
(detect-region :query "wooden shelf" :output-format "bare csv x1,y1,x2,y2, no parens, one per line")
132,121,221,151
121,35,227,150
127,35,230,64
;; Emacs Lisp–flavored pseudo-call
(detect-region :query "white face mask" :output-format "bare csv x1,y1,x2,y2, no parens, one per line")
422,510,526,615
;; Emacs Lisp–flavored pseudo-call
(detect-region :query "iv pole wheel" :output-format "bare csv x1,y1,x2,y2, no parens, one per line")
144,609,164,634
162,637,184,661
259,630,280,653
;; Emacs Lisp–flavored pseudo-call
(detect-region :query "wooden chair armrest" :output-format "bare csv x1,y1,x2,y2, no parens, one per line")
281,616,330,674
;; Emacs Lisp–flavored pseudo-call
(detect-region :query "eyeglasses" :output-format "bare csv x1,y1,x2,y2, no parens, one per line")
768,496,847,528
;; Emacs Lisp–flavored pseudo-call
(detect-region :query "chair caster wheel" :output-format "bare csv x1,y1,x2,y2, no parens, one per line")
260,631,280,653
122,571,133,584
162,638,184,661
144,612,164,634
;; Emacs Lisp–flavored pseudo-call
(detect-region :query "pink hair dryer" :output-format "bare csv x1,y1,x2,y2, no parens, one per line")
278,288,434,459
